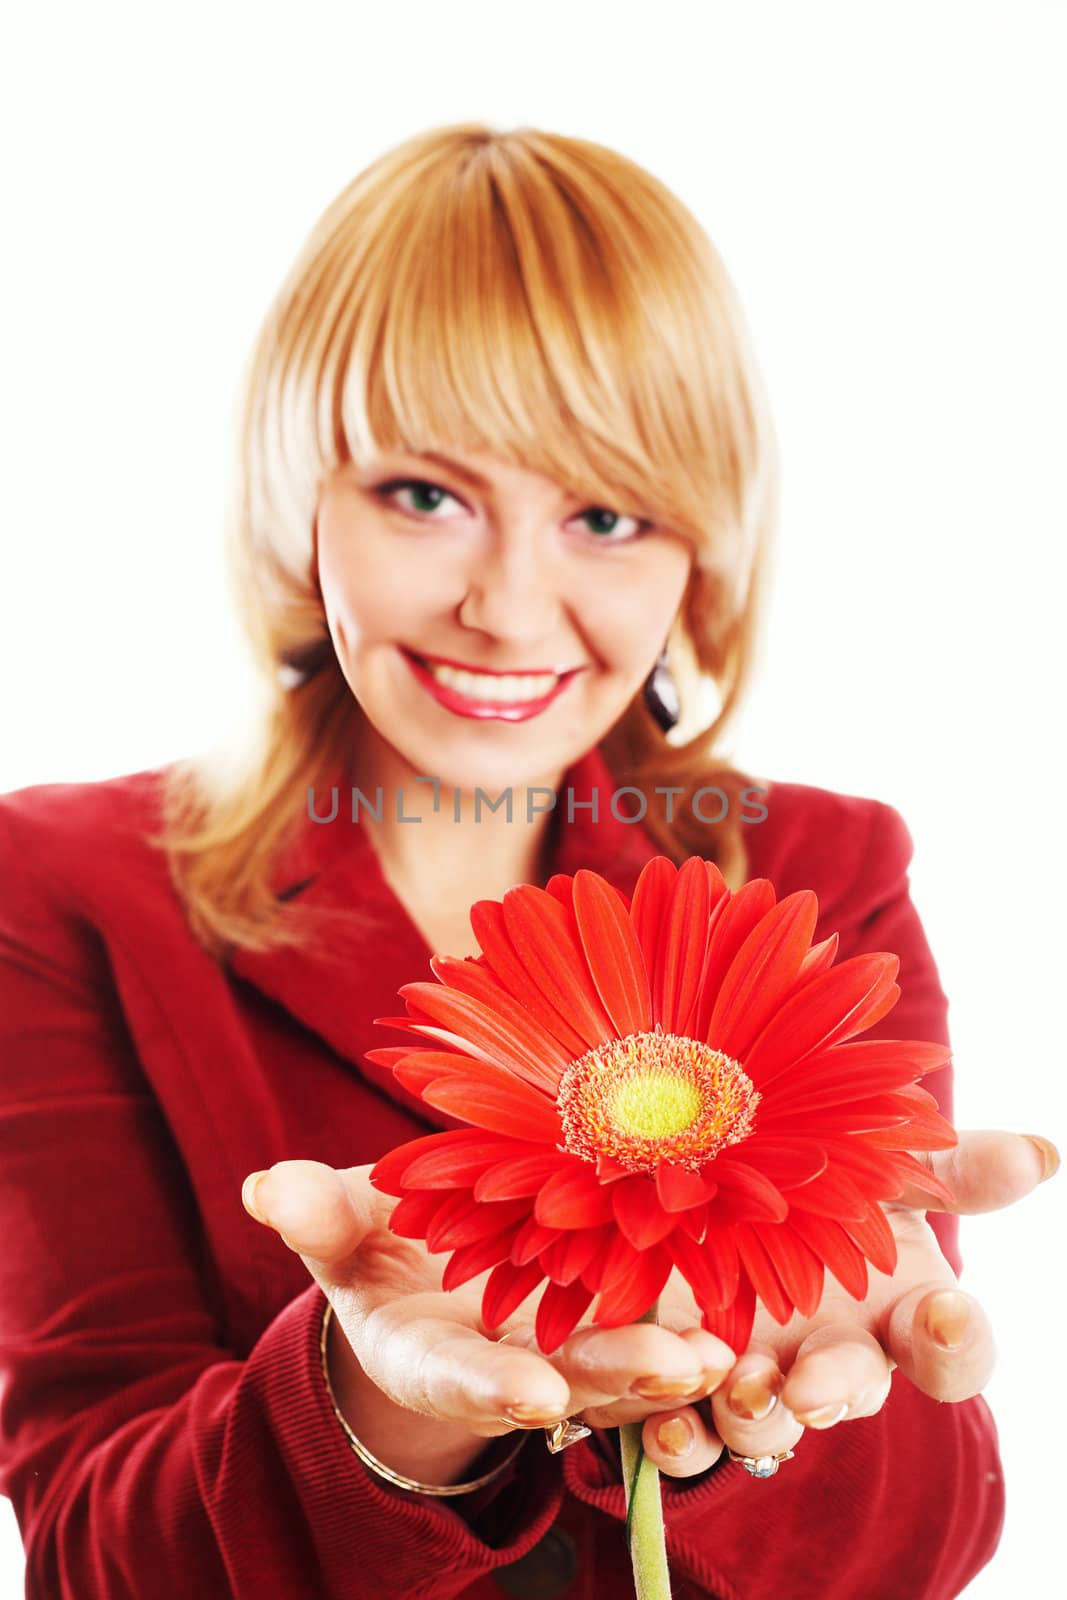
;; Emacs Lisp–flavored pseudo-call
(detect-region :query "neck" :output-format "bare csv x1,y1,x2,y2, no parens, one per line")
348,721,565,900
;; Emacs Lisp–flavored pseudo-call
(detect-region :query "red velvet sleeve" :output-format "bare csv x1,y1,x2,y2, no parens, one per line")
0,807,563,1600
560,798,1006,1600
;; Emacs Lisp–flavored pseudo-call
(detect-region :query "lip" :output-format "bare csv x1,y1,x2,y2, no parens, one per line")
401,648,581,722
409,648,578,677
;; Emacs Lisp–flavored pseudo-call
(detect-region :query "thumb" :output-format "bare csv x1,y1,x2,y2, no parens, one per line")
241,1160,378,1269
891,1129,1060,1214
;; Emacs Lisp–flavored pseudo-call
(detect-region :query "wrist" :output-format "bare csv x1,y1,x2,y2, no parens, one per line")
323,1299,515,1489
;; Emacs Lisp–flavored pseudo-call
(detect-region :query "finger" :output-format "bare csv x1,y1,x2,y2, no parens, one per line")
886,1284,995,1402
540,1320,736,1414
890,1130,1060,1213
640,1404,726,1479
779,1323,893,1426
343,1301,573,1431
710,1342,803,1460
241,1161,378,1269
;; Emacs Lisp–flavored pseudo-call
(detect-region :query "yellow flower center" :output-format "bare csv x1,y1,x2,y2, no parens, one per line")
556,1030,761,1174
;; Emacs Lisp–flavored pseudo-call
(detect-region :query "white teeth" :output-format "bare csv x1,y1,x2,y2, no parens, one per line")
427,662,559,701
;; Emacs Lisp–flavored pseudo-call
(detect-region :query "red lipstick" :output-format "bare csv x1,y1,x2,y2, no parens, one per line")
401,649,581,723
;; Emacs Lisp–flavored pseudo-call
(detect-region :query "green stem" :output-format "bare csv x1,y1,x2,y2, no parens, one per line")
618,1299,672,1600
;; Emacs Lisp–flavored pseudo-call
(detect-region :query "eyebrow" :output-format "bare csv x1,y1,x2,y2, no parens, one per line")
408,451,495,492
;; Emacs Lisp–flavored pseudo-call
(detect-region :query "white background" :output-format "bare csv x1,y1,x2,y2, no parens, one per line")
1,2,1064,1594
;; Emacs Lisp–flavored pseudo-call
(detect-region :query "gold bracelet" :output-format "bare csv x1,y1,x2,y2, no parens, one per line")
318,1298,526,1496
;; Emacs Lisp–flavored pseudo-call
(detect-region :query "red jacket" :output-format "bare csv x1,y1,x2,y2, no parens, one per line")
0,747,1003,1600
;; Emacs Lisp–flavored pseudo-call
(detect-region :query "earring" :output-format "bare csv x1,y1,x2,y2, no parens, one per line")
643,645,680,734
277,638,332,690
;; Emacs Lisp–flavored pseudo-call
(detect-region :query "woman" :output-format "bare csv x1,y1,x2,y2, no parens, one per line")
0,122,1057,1600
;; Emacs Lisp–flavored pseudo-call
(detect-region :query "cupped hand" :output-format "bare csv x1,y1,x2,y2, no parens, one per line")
240,1160,737,1480
628,1129,1059,1478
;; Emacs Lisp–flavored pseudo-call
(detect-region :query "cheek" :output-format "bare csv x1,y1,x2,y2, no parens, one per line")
317,537,445,651
586,554,691,673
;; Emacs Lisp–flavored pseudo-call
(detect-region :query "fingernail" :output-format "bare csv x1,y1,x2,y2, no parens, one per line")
633,1373,705,1401
727,1372,780,1421
242,1170,270,1223
655,1416,695,1458
1023,1135,1061,1183
793,1400,849,1429
504,1402,563,1425
924,1289,970,1350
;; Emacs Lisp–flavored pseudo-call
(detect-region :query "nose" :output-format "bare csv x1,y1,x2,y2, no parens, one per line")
457,531,564,644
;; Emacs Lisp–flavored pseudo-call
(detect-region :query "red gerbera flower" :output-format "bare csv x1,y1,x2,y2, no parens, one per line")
368,857,958,1354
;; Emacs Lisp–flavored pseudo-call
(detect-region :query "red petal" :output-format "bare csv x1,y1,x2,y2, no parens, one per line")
612,1177,677,1247
482,1258,546,1328
388,1189,451,1238
881,1149,959,1208
594,1244,672,1326
390,1050,486,1095
441,1225,523,1290
708,891,820,1059
423,1078,562,1142
428,956,573,1080
794,933,839,983
469,899,591,1056
362,1046,416,1071
692,879,778,1040
743,954,902,1087
398,982,565,1096
705,860,730,904
425,1196,531,1254
591,1228,642,1292
787,1211,869,1299
857,1108,959,1151
751,1223,825,1318
536,1278,595,1351
474,1150,570,1201
655,1162,714,1213
765,1039,953,1114
595,1152,634,1184
759,1098,914,1136
656,857,712,1031
540,1226,608,1286
716,1138,828,1189
763,1067,928,1119
733,1225,794,1324
511,1215,562,1265
535,1163,616,1229
780,1165,871,1220
841,1203,898,1275
629,858,677,1007
702,1273,755,1352
501,885,615,1048
708,1160,789,1223
576,1224,625,1291
818,1135,907,1198
571,869,652,1035
676,1203,709,1242
402,1135,527,1189
371,1129,482,1195
670,1227,739,1310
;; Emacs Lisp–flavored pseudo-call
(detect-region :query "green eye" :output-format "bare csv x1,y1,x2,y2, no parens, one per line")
379,479,461,515
578,508,648,541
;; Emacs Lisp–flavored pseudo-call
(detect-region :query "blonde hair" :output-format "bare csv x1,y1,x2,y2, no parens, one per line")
152,121,780,960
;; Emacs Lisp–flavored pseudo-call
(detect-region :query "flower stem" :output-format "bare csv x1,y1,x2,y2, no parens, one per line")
619,1299,672,1600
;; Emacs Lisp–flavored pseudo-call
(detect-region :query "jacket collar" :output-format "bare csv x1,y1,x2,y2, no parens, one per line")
227,745,663,1128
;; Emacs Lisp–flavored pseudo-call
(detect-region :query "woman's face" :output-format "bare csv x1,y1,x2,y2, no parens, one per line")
315,447,693,795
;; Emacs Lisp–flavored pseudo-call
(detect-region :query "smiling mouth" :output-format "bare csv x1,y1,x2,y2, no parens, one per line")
404,649,581,705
